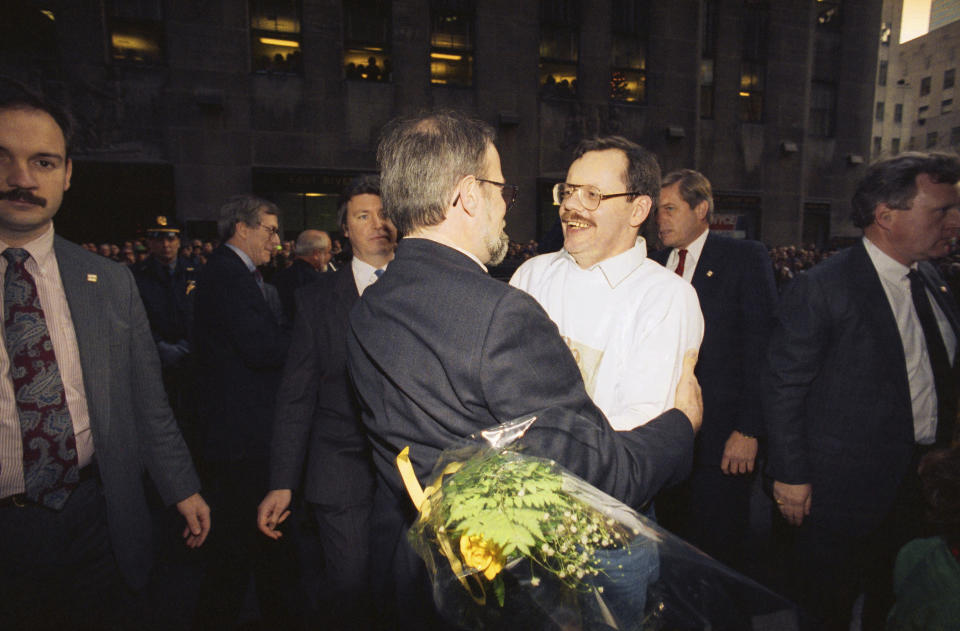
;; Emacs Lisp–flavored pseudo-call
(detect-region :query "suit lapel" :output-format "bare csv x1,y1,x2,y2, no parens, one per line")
332,265,359,326
690,232,720,292
849,241,911,405
54,237,111,435
918,261,960,339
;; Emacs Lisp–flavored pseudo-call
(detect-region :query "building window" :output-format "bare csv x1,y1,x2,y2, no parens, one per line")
919,105,929,124
540,0,579,98
945,68,956,89
878,60,887,86
875,101,884,122
951,126,960,147
809,81,836,137
894,103,903,123
430,0,474,87
344,0,391,81
873,136,882,156
740,2,768,122
944,99,954,114
920,76,931,97
250,0,302,74
891,137,900,154
108,0,164,65
609,0,647,103
700,0,717,118
927,131,938,148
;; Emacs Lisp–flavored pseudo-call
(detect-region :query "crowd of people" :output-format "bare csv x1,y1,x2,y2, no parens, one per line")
3,74,960,631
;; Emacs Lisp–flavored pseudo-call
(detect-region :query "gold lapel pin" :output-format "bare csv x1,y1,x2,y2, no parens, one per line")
940,285,948,293
706,270,714,277
86,274,98,283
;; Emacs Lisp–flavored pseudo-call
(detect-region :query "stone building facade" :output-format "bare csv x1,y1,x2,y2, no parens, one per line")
3,0,881,246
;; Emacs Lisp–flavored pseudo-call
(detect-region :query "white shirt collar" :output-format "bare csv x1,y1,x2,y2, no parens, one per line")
560,237,648,288
0,222,57,277
863,235,912,284
683,227,709,261
352,255,389,296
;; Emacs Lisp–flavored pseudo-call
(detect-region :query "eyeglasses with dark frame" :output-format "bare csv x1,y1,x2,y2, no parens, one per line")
552,182,640,211
256,222,281,239
477,178,520,211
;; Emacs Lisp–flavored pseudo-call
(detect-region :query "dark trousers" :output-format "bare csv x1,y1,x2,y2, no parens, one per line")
658,464,755,573
309,499,374,629
0,477,132,630
773,453,928,631
193,459,303,629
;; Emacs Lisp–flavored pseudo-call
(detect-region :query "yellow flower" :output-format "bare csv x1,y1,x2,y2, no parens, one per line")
459,534,505,581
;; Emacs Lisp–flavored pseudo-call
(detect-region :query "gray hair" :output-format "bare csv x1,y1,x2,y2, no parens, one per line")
294,230,331,256
377,110,495,237
216,194,279,242
661,168,715,216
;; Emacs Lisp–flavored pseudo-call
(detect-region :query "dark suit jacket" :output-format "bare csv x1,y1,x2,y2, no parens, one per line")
270,258,323,323
652,233,777,465
268,265,375,505
194,245,290,462
53,237,200,589
764,240,960,536
347,238,695,511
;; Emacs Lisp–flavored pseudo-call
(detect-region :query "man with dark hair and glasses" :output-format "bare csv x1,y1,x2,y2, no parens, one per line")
511,136,703,434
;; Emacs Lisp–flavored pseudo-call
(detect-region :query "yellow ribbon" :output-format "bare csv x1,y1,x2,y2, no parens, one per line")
396,446,485,605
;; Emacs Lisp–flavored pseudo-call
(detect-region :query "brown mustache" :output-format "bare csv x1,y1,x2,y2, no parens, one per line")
561,212,594,227
0,189,47,207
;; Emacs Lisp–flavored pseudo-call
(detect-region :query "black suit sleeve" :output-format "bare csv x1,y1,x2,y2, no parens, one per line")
481,290,695,508
764,271,830,484
268,287,323,490
732,241,778,438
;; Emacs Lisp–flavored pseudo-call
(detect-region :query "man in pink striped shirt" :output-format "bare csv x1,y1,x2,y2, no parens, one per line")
0,76,209,628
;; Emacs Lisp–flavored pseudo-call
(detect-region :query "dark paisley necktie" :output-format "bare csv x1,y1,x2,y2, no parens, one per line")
3,248,78,509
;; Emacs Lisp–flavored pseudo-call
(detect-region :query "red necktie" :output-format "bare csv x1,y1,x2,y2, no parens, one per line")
675,249,688,277
3,248,78,509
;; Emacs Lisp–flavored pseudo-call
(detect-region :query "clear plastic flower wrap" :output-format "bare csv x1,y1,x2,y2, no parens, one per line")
398,413,801,630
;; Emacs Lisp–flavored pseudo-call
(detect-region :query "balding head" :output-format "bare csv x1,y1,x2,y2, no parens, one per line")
295,229,333,271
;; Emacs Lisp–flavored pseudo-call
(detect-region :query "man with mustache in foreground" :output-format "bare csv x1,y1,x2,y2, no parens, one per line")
511,136,703,434
0,78,209,628
347,111,703,628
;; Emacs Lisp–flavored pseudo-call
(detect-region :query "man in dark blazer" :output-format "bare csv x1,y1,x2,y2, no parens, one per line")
270,228,333,322
765,152,960,630
651,169,777,571
258,175,394,628
0,79,209,628
347,111,703,628
192,194,297,627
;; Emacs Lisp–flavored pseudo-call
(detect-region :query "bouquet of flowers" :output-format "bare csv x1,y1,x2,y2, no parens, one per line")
399,413,800,630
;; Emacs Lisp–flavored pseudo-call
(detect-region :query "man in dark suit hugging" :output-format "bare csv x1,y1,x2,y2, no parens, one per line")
346,110,704,628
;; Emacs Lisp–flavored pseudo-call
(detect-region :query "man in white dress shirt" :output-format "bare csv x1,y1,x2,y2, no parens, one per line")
511,136,703,432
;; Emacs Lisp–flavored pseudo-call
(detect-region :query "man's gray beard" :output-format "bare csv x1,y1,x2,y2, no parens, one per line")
486,229,509,266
